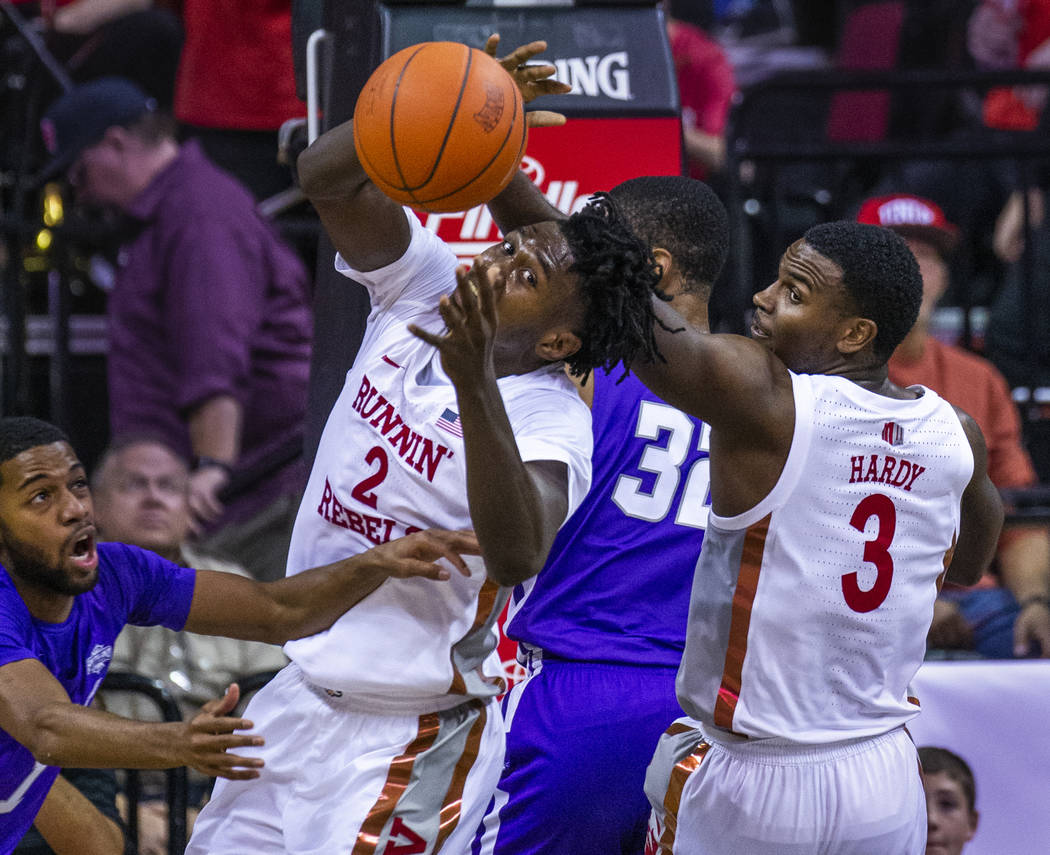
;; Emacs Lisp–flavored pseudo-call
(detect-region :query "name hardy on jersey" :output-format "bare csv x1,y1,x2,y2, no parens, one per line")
848,453,926,492
315,373,456,545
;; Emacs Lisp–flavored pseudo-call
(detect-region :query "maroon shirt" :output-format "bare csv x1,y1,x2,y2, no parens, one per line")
108,140,311,524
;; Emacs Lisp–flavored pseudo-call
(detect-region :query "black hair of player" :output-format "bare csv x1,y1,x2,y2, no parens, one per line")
803,221,922,362
918,746,977,814
0,417,71,484
558,193,668,381
609,175,730,296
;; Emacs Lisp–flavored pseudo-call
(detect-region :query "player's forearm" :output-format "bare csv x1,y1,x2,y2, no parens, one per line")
35,775,124,855
297,119,369,201
245,557,389,643
25,703,186,770
457,383,561,587
187,395,242,464
997,524,1050,601
487,169,564,235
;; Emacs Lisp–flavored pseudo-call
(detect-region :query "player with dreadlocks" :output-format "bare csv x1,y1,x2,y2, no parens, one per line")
187,40,665,855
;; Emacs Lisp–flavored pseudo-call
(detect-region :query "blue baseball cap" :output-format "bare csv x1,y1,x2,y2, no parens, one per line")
39,77,156,181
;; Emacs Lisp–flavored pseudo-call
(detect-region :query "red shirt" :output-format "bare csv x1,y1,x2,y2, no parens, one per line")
890,337,1037,587
668,20,735,179
889,336,1036,490
174,0,303,130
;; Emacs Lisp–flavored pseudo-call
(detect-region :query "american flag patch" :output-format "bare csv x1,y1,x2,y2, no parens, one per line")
436,407,463,437
881,421,903,446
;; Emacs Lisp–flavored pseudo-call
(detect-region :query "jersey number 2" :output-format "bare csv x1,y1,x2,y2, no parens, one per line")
843,493,896,613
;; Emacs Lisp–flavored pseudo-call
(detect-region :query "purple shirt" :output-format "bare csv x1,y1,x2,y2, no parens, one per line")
507,369,711,665
108,140,312,524
0,543,195,851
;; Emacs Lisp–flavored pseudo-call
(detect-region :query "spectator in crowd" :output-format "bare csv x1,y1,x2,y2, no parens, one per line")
968,0,1050,132
663,1,736,179
919,746,980,855
174,0,303,201
858,193,1050,658
92,436,288,716
10,0,183,108
14,769,124,855
985,184,1050,396
92,442,286,855
39,77,313,582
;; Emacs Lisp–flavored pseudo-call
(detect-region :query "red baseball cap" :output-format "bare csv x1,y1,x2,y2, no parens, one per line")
856,194,959,256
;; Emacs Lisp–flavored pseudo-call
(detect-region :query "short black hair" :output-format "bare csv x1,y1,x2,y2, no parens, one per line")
803,221,921,362
558,193,666,379
609,175,729,296
919,746,977,814
0,417,71,485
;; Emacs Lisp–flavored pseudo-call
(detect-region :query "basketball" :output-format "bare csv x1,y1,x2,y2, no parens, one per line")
353,41,528,213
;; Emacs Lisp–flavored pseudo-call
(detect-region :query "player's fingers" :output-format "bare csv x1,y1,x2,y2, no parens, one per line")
407,323,444,348
213,767,263,781
206,752,266,774
454,268,482,323
435,528,482,555
194,717,256,738
395,558,452,580
198,683,240,717
502,40,549,69
436,293,468,331
413,531,476,576
483,33,500,58
526,110,568,129
476,269,497,325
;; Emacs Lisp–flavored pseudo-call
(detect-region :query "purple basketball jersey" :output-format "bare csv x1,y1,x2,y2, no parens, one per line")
506,369,710,665
0,543,194,850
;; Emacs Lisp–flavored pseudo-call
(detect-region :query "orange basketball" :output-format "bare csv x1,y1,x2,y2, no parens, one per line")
353,41,527,213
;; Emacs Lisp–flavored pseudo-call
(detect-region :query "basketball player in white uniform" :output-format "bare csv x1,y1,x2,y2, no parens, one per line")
632,221,1004,854
187,44,666,855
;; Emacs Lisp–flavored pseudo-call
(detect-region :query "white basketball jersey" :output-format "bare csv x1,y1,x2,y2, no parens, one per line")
677,371,972,742
284,213,592,713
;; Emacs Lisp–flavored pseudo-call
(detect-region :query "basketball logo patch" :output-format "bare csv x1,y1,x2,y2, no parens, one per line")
881,421,903,446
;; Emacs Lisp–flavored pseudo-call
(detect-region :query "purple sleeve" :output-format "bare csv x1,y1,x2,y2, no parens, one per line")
102,543,197,630
0,584,35,669
162,215,268,414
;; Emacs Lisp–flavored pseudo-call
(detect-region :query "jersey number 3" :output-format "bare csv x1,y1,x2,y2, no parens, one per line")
843,493,896,613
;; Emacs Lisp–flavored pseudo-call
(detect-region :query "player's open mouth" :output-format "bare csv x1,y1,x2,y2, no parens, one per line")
69,529,98,570
749,320,769,339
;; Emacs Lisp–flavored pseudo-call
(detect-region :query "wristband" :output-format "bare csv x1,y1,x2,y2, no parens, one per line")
192,456,233,475
1017,595,1050,612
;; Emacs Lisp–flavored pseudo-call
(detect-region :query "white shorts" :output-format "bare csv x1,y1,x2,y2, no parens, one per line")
644,719,926,855
186,663,505,855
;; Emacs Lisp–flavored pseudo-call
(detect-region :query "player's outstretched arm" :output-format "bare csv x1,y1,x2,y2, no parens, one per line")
0,661,263,779
183,528,479,643
296,117,412,272
483,35,571,235
632,295,795,442
947,408,1005,586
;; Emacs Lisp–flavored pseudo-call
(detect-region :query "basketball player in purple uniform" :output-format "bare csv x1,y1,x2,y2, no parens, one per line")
475,174,730,854
0,417,479,852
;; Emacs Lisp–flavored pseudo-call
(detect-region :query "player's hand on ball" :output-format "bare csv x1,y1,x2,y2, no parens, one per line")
371,528,480,580
484,33,571,127
181,683,265,779
409,265,497,387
